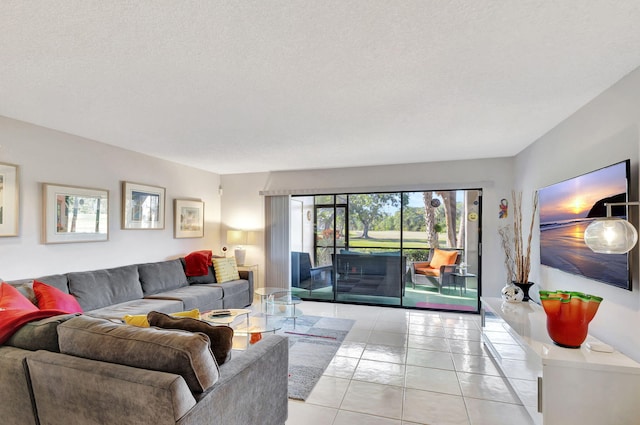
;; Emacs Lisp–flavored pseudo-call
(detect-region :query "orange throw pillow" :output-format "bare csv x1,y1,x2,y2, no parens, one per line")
429,249,458,270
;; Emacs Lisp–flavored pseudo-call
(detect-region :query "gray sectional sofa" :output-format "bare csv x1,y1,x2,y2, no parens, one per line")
0,258,289,425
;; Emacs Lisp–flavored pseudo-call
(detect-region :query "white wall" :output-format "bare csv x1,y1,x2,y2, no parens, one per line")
0,116,221,280
220,172,269,286
515,67,640,361
222,158,514,296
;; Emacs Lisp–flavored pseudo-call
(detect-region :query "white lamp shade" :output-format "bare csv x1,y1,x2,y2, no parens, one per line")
584,218,638,254
227,230,247,245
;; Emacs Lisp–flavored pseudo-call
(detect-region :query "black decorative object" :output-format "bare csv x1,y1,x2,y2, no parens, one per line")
513,281,534,302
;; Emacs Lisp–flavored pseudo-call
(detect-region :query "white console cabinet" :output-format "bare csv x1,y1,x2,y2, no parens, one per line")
481,297,640,425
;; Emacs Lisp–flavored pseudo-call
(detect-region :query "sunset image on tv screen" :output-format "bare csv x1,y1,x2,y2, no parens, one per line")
538,161,630,289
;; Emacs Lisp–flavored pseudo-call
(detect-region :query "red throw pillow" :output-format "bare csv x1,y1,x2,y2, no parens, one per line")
0,282,38,311
185,250,213,276
33,280,83,313
0,308,71,344
0,282,69,344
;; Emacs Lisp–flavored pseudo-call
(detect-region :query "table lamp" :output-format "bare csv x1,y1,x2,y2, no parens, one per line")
227,230,248,265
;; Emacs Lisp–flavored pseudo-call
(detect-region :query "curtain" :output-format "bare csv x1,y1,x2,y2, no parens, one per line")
264,195,290,290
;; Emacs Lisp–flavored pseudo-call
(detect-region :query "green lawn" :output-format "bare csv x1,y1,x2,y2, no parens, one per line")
347,230,446,249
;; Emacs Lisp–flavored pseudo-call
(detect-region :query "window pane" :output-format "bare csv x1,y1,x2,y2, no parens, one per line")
348,193,401,250
314,195,333,205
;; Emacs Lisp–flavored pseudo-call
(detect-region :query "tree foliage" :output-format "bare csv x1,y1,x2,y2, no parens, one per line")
349,193,402,238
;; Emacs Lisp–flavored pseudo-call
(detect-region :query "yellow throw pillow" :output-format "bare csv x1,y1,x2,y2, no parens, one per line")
123,308,200,327
212,257,240,283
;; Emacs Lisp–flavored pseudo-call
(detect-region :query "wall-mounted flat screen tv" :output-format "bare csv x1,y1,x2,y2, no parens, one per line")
538,159,632,290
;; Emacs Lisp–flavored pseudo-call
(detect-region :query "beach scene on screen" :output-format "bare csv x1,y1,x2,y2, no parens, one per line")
538,162,629,288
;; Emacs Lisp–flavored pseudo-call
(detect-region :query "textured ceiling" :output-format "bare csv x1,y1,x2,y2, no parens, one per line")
2,1,640,174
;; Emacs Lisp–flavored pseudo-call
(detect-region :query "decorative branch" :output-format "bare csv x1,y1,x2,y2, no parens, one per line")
511,190,538,284
498,225,515,282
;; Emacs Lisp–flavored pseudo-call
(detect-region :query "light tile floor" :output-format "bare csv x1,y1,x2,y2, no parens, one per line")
285,301,534,425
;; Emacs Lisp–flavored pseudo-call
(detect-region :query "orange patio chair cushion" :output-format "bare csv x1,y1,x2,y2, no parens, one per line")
429,249,458,269
415,265,440,277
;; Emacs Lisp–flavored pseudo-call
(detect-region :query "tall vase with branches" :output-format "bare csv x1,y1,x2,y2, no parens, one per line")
500,191,538,301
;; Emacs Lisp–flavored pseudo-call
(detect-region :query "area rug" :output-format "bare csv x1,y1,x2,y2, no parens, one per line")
415,301,477,312
275,315,354,400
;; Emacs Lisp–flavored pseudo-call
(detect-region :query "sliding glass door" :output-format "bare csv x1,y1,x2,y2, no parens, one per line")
289,190,481,312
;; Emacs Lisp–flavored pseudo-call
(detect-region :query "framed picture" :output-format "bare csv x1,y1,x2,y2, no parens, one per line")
174,199,204,238
42,183,109,244
0,162,19,237
122,181,166,229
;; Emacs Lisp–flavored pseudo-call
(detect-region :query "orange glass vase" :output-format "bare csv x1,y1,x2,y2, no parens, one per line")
250,332,262,344
539,290,603,348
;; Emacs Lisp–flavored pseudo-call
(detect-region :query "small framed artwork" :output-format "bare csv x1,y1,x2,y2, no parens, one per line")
0,162,19,237
122,181,165,230
42,183,109,244
174,199,204,238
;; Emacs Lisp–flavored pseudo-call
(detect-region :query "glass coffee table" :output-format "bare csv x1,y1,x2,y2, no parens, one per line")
201,308,251,327
266,290,303,327
255,287,287,311
201,308,282,349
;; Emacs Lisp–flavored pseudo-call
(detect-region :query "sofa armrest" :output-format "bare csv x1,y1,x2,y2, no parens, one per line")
27,350,196,425
178,334,288,425
0,346,39,425
238,270,254,296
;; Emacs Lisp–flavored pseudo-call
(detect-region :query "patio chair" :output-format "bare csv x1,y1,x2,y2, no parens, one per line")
410,248,460,293
291,251,333,291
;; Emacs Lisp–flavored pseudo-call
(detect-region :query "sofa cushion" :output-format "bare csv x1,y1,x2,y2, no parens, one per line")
148,310,234,365
189,267,216,284
216,279,250,298
180,257,218,284
138,259,189,295
84,298,185,320
5,313,79,352
58,315,219,393
33,280,83,313
212,257,240,283
144,285,224,311
67,265,143,311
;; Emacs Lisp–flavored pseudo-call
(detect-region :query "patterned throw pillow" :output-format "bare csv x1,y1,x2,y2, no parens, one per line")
212,257,240,283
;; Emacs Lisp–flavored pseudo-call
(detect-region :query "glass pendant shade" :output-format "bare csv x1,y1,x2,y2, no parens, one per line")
584,217,638,254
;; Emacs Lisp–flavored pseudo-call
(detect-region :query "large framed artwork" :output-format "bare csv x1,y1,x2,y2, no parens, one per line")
174,199,204,238
122,181,166,230
0,162,19,237
42,183,109,244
